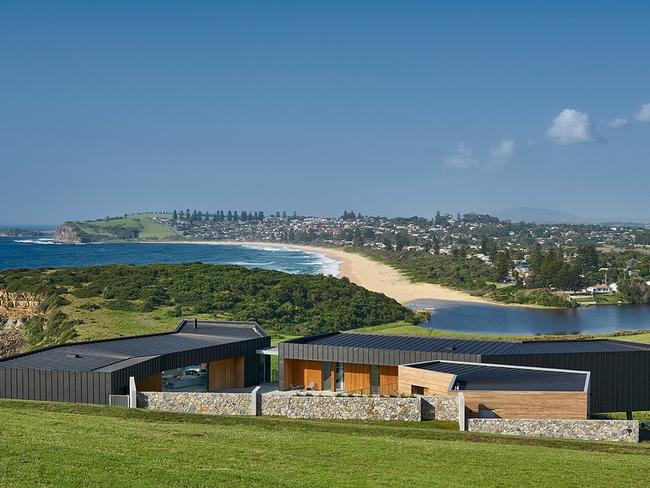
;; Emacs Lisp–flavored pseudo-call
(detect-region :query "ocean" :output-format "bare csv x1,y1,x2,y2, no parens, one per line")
0,237,340,275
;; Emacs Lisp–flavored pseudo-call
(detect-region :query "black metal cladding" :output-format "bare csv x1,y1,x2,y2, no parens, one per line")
280,333,650,413
0,321,270,405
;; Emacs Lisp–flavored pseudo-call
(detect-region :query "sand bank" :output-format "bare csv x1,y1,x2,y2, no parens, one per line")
198,241,494,305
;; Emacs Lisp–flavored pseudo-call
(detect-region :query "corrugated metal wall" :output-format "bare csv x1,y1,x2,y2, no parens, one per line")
484,351,650,413
0,367,112,404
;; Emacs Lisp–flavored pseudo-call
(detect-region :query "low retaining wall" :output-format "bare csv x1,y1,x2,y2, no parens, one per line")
260,395,421,421
468,419,640,443
138,392,253,416
421,396,459,421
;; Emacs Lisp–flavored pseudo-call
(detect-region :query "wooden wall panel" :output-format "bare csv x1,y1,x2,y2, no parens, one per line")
397,365,455,395
461,391,588,420
282,359,323,390
344,363,370,393
209,356,245,391
136,373,162,392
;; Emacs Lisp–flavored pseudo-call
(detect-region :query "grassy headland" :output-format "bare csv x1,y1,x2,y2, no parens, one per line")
0,263,416,354
0,400,647,488
55,215,178,242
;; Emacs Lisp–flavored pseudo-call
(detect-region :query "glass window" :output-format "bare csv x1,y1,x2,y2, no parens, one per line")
322,362,331,391
335,363,344,391
161,363,208,392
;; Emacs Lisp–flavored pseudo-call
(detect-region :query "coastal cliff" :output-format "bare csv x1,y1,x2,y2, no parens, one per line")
0,290,40,357
53,223,84,243
0,290,40,323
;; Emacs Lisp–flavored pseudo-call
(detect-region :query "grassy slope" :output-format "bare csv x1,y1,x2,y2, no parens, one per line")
74,215,178,240
0,400,648,488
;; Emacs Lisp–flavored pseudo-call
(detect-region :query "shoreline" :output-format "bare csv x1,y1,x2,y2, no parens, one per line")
148,240,497,306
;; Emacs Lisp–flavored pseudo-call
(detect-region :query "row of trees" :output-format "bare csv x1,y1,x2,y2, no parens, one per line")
172,209,266,222
172,210,301,222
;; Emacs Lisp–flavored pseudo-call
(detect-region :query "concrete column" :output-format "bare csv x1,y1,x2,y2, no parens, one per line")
129,376,137,408
251,386,261,416
458,393,466,431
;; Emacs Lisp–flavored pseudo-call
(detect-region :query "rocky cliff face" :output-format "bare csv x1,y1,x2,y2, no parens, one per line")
0,290,39,357
0,290,40,326
53,223,83,243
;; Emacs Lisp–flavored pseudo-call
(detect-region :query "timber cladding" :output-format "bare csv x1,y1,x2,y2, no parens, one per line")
397,365,455,396
344,363,370,393
135,372,162,392
282,359,323,390
209,357,245,391
461,391,588,420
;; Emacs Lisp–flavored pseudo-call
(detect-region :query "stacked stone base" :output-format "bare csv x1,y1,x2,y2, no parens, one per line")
468,418,639,443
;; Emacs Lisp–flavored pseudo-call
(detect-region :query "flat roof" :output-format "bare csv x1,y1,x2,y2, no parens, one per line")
407,360,589,392
0,320,267,372
286,332,650,356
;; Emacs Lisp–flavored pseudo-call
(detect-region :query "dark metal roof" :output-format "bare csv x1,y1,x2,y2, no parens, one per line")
288,332,521,355
409,360,589,392
0,320,266,372
287,332,650,356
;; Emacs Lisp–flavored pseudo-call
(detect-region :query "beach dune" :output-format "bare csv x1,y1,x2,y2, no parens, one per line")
213,241,491,305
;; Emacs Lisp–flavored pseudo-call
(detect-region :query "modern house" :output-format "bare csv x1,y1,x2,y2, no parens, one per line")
0,320,270,404
278,332,650,414
397,361,590,419
3,323,650,419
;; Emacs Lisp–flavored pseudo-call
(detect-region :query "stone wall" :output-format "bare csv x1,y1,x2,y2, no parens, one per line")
421,396,459,421
138,392,253,416
468,419,640,443
260,394,422,421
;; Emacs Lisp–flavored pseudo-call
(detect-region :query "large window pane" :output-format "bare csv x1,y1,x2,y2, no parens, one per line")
161,363,208,391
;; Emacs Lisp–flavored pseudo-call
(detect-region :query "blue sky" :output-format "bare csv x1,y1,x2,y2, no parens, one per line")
1,1,649,224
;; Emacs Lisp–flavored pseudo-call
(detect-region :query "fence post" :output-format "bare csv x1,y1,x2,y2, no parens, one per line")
129,376,137,408
251,386,261,416
457,393,465,431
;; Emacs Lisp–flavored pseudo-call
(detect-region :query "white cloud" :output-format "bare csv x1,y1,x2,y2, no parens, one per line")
443,143,479,169
489,140,515,160
636,103,650,123
607,117,629,129
444,140,515,170
546,108,597,144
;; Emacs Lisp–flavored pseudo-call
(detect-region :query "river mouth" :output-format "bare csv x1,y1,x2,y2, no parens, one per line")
408,299,650,336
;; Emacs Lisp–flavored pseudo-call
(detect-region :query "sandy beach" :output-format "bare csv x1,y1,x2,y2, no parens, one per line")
198,240,494,305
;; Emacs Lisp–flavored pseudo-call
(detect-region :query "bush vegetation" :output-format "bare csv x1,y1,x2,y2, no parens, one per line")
0,263,416,349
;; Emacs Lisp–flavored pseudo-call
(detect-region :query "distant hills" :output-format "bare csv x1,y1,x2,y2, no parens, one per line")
495,208,592,225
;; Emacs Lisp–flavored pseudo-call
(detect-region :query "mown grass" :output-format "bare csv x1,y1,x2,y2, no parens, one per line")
0,400,648,488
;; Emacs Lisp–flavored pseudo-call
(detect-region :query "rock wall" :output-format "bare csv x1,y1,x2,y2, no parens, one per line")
260,395,422,421
138,392,253,416
421,396,459,421
468,419,639,443
138,391,425,422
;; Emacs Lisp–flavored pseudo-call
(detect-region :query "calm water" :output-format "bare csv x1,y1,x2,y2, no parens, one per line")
410,299,650,336
0,237,340,275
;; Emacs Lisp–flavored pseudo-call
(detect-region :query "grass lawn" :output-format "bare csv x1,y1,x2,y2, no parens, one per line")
0,400,648,487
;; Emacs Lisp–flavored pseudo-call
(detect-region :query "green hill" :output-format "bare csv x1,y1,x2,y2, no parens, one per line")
0,263,416,353
1,400,648,487
54,215,178,242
